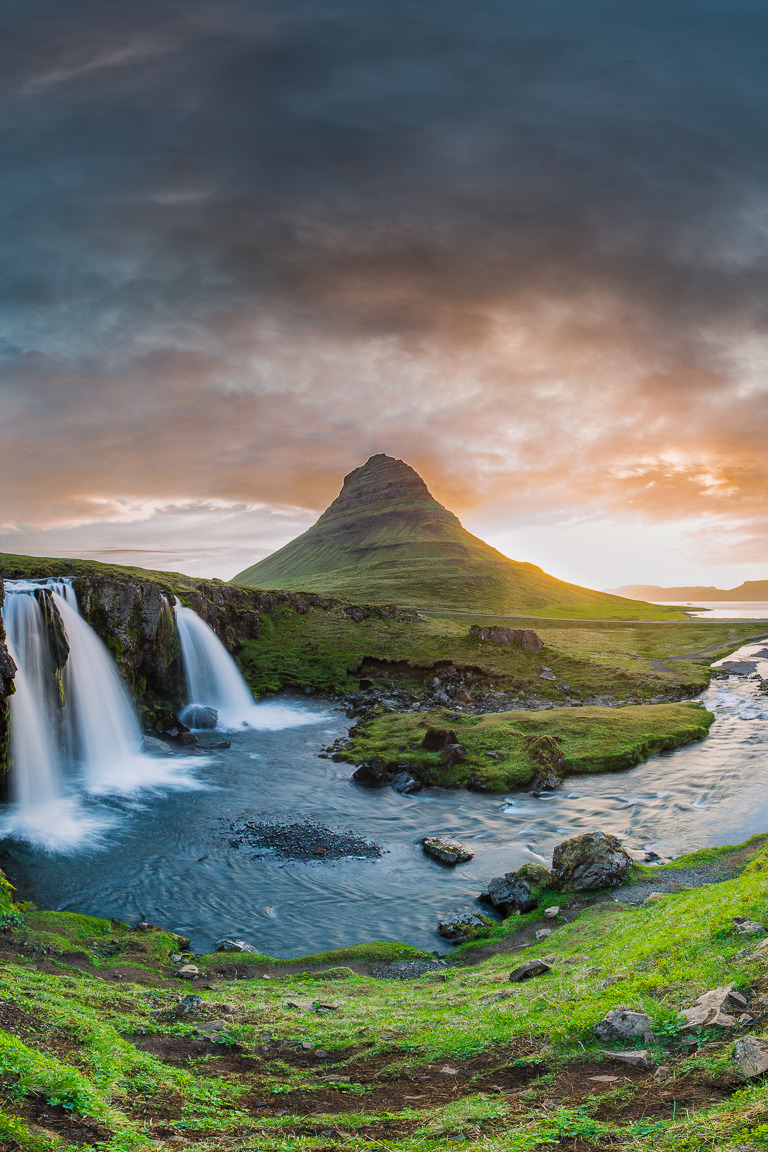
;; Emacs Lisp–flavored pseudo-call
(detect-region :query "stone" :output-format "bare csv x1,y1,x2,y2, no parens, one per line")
600,1049,652,1069
516,863,552,887
443,743,468,766
550,831,631,891
543,906,560,919
437,912,494,943
143,735,173,755
733,1035,768,1078
176,965,200,979
216,939,259,954
680,984,751,1029
653,1065,671,1082
481,873,538,916
535,928,553,942
539,668,557,681
521,630,544,654
643,893,668,906
421,836,474,865
732,916,768,936
421,726,459,750
391,772,421,794
177,995,203,1013
594,1009,654,1043
181,705,219,730
509,959,552,982
352,761,388,786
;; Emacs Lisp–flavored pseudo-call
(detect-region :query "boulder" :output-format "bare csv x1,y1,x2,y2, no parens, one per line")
535,929,553,942
550,831,631,891
509,959,551,982
680,984,751,1029
391,772,421,794
176,965,200,979
216,939,259,954
732,916,768,936
421,836,474,865
421,726,459,750
443,743,468,767
600,1049,652,1069
481,873,538,916
437,912,494,943
521,630,544,654
516,863,552,887
352,761,388,786
594,1009,654,1043
182,705,219,730
543,906,560,919
143,736,173,756
733,1036,768,1078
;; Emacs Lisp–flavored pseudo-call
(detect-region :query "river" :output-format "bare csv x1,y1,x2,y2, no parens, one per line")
2,631,768,958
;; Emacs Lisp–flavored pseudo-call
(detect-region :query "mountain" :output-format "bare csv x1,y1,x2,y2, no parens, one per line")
233,454,679,619
615,581,768,602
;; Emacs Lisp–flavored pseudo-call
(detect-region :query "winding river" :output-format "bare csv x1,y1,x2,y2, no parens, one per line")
2,634,768,959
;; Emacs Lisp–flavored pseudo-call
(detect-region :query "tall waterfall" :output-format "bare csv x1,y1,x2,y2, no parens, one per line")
174,600,318,730
1,579,200,849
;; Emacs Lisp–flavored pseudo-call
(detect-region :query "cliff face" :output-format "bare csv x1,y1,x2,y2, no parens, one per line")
0,578,17,780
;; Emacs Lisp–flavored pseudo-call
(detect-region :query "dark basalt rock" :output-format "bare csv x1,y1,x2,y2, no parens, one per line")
480,873,538,917
182,705,219,730
421,726,459,750
352,760,388,786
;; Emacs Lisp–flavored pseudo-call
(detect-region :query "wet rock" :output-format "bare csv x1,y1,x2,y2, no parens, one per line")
391,772,421,794
421,726,459,750
143,735,173,755
182,705,218,730
437,912,494,943
681,984,751,1029
421,836,474,865
732,916,768,936
594,1009,654,1043
216,939,259,954
509,959,552,982
481,873,538,916
550,831,631,891
733,1035,768,1078
352,760,388,786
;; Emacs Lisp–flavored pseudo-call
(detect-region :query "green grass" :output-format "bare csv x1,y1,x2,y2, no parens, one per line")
2,834,768,1150
338,700,716,788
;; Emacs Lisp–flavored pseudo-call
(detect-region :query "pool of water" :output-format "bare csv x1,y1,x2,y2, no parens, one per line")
3,640,768,958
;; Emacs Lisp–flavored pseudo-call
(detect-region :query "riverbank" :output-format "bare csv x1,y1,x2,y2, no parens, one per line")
1,832,768,1151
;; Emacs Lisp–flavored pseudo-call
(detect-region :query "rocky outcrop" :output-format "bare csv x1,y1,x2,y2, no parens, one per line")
469,625,543,653
0,578,17,782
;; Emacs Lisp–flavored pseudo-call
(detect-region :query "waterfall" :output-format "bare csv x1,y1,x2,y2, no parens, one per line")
1,579,201,849
174,600,318,730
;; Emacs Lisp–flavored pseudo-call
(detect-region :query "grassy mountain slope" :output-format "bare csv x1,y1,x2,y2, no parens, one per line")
234,455,681,619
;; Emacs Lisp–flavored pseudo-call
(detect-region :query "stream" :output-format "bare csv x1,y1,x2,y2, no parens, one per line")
3,633,768,958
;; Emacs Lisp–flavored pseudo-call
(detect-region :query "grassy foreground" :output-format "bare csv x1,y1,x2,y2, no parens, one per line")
1,837,768,1150
339,701,715,789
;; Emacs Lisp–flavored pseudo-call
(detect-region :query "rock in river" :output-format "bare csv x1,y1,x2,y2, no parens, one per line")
183,705,219,730
421,836,474,865
550,830,631,891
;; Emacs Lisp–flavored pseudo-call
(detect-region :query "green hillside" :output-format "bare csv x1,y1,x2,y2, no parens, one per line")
234,454,682,619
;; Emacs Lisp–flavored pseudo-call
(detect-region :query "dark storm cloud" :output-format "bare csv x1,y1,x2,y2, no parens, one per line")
2,0,768,571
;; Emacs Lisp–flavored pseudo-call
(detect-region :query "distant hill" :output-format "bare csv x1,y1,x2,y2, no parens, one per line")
233,454,680,619
615,580,768,602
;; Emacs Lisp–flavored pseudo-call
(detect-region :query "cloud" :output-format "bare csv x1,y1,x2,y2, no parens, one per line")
2,0,768,583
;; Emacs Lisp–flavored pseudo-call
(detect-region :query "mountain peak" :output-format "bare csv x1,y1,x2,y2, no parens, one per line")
318,454,459,526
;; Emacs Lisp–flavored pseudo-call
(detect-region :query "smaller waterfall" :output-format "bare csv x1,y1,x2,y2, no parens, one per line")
174,600,318,730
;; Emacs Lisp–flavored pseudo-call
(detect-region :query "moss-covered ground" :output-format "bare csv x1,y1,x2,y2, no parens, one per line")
338,701,715,789
2,836,768,1150
236,600,766,702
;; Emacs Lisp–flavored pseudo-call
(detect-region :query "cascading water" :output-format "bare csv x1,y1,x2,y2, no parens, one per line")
1,579,201,849
174,599,319,730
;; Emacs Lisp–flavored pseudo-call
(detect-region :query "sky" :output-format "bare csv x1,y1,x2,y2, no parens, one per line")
2,0,768,591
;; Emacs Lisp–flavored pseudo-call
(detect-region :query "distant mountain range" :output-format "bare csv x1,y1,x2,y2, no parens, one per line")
615,581,768,602
234,454,679,619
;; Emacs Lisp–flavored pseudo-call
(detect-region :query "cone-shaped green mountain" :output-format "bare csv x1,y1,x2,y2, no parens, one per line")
233,455,675,619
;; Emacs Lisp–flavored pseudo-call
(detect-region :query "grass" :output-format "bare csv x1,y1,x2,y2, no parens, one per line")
338,700,716,788
2,834,768,1150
